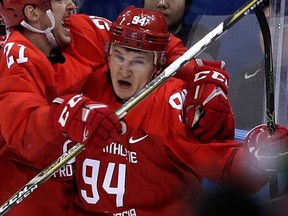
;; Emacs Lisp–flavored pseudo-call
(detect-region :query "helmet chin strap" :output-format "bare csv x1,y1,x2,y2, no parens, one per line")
20,9,57,48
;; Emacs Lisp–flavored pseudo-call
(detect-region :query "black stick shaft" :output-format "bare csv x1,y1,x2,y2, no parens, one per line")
255,6,278,199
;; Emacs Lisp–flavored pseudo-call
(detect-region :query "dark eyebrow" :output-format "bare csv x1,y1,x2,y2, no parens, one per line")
113,49,121,54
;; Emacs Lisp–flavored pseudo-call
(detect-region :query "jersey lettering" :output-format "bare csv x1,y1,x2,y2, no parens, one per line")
81,158,126,207
113,208,137,216
53,163,73,178
103,142,138,164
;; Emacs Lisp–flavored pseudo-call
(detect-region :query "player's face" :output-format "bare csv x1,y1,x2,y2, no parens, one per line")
144,0,186,31
109,44,156,101
50,0,76,48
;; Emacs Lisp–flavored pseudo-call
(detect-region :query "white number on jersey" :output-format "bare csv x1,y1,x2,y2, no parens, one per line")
3,42,28,69
81,158,126,207
89,16,111,31
169,89,187,122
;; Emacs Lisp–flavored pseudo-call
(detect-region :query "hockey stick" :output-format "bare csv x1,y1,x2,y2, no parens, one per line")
0,0,266,214
255,4,276,135
254,5,278,199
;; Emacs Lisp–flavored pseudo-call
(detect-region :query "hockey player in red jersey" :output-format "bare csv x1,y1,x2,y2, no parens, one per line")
0,0,234,215
57,6,288,216
0,1,122,215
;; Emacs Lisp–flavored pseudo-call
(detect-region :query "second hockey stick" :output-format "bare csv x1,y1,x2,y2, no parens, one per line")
255,5,278,199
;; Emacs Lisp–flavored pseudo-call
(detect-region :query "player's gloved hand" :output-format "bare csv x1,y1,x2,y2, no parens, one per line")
49,94,122,149
244,124,288,172
184,59,235,142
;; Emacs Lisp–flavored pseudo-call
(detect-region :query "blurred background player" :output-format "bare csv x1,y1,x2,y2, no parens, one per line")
143,0,193,45
142,0,221,60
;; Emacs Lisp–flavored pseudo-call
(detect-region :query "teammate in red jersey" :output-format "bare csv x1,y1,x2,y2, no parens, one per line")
60,6,288,216
0,1,233,215
0,1,122,215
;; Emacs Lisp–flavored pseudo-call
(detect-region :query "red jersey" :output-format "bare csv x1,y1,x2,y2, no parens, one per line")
69,70,268,216
0,14,196,216
0,15,111,216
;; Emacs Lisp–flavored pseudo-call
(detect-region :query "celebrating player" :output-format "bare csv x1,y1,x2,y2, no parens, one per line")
55,6,288,216
0,0,122,215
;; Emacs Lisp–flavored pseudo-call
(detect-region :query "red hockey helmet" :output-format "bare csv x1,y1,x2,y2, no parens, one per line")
107,5,170,70
0,0,51,28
